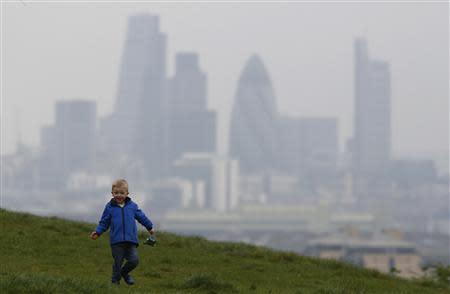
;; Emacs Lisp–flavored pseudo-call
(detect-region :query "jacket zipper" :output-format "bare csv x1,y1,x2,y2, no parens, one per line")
121,206,125,241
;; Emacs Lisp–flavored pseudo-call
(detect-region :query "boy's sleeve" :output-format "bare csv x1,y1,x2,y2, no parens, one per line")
95,204,111,235
135,205,153,231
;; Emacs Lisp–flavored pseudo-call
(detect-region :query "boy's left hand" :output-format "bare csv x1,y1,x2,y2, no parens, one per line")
149,228,155,235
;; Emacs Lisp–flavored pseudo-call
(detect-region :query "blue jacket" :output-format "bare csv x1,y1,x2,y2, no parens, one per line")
95,197,153,246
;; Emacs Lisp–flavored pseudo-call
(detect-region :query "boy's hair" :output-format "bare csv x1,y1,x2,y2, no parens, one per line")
112,179,129,192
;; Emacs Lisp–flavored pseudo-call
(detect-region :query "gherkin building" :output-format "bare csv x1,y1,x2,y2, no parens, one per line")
229,54,281,174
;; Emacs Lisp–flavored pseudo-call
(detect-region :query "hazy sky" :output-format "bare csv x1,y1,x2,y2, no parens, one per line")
2,2,449,171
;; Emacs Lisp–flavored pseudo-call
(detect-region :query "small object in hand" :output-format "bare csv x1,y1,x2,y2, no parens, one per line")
144,235,157,246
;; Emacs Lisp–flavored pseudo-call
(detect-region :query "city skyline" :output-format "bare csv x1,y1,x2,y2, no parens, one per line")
2,4,448,174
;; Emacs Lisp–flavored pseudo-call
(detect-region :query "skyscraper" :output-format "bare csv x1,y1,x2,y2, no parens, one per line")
279,117,338,174
169,53,207,112
168,111,216,166
167,53,216,169
101,14,168,179
229,54,280,174
40,100,96,188
353,38,391,199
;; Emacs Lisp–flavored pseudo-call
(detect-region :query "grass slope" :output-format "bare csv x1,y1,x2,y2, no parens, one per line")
0,209,448,294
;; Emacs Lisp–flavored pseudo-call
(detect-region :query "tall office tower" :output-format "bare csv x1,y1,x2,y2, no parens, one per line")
168,111,216,166
40,100,96,188
279,116,338,188
103,14,168,179
353,38,391,199
229,54,281,174
167,53,216,169
169,53,207,112
173,153,239,212
278,117,304,174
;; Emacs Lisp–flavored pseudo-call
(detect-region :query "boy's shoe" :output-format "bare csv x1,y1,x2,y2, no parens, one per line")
111,280,120,285
121,274,135,285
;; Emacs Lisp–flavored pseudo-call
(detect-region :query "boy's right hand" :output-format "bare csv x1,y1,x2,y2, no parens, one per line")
90,231,99,240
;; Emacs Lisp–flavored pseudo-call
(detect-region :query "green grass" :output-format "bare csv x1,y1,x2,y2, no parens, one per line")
0,208,448,293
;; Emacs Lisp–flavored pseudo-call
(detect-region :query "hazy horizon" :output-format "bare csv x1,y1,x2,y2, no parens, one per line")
2,2,449,172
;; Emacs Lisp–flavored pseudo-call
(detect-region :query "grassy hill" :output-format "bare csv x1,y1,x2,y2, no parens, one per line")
0,209,448,294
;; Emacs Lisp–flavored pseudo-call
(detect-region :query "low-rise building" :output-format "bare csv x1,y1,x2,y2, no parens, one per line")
305,233,423,278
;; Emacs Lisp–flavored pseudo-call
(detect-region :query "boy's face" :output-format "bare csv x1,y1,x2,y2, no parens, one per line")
112,186,128,204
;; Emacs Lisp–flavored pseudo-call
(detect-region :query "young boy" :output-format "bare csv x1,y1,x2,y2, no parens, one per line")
90,179,155,285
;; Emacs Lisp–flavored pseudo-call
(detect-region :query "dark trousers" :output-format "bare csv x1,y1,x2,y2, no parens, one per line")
111,242,139,282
